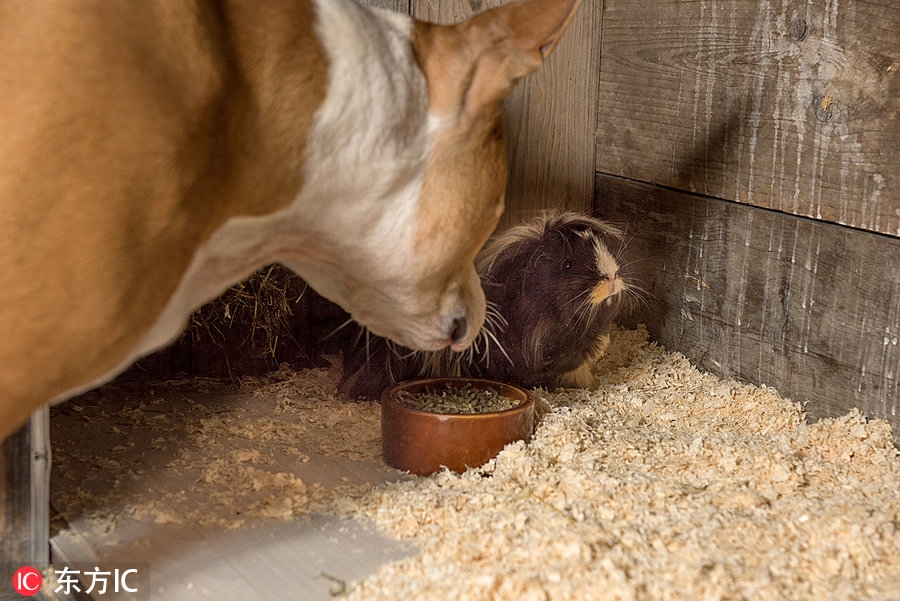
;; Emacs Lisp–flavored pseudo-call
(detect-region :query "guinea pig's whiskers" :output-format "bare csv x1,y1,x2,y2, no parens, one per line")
629,285,655,313
619,270,652,299
579,293,598,315
615,259,642,277
561,286,594,309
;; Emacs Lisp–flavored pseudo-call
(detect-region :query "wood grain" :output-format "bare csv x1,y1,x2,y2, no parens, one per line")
1,424,30,596
595,173,900,443
412,0,600,228
361,0,409,12
595,0,900,237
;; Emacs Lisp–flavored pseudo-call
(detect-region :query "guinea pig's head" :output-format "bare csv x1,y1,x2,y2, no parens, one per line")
477,212,630,329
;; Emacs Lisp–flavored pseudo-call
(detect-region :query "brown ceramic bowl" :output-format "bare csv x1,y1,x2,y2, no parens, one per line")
381,377,533,476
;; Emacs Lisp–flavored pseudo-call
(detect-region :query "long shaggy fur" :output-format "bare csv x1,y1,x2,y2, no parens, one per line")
339,212,638,398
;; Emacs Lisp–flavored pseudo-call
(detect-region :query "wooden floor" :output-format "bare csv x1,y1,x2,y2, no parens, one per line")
50,514,413,601
47,372,414,601
32,329,900,600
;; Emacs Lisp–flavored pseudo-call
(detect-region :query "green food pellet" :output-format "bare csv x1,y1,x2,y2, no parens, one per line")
394,383,518,414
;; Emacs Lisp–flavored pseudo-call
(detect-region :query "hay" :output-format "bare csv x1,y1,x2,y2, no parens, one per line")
184,264,303,364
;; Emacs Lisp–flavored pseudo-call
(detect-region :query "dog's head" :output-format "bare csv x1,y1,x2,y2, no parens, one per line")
296,0,583,353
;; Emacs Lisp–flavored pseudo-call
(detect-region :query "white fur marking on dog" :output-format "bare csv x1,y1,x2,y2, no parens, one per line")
304,0,429,266
125,0,437,371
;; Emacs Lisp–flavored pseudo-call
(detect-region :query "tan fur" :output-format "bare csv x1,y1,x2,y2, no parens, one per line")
590,281,614,305
0,1,328,439
407,0,583,334
561,334,611,388
0,0,583,441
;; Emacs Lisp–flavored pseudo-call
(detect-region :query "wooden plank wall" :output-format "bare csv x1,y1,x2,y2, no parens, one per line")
596,0,899,236
594,0,899,440
595,175,900,441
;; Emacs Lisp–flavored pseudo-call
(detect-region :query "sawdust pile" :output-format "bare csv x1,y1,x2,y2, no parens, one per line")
51,326,900,599
332,327,900,600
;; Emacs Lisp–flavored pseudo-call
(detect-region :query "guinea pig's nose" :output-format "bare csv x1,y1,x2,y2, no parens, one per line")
449,316,468,345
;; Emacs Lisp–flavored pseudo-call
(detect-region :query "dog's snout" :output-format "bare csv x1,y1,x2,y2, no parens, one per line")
444,267,486,351
449,316,468,346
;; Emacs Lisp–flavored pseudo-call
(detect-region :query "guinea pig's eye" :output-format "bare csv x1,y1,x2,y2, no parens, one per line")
562,260,572,270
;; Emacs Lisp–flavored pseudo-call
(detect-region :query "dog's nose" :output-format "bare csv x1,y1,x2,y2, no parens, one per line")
449,316,468,345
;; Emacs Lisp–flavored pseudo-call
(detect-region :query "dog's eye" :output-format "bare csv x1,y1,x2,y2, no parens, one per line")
562,260,572,270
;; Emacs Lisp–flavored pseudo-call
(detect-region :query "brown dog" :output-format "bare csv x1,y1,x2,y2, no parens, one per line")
0,0,582,440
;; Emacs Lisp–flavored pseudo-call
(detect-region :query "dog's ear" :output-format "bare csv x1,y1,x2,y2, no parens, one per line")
413,0,584,118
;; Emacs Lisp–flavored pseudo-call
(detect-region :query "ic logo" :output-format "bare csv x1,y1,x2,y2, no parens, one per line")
13,566,43,597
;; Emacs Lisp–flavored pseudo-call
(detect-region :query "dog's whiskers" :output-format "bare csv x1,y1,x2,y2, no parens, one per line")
363,328,372,370
482,326,513,367
386,340,419,361
326,316,358,340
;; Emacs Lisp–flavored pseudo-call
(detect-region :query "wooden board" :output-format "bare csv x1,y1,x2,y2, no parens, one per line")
51,514,414,601
1,426,29,599
362,0,409,12
594,173,900,443
0,412,51,600
412,0,600,227
595,0,900,237
47,377,414,601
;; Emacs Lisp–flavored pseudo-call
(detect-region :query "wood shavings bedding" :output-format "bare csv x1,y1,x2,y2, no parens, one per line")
50,327,900,599
51,364,387,534
331,327,900,601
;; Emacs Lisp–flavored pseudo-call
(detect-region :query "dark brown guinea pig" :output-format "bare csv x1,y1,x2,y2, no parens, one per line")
339,212,636,398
